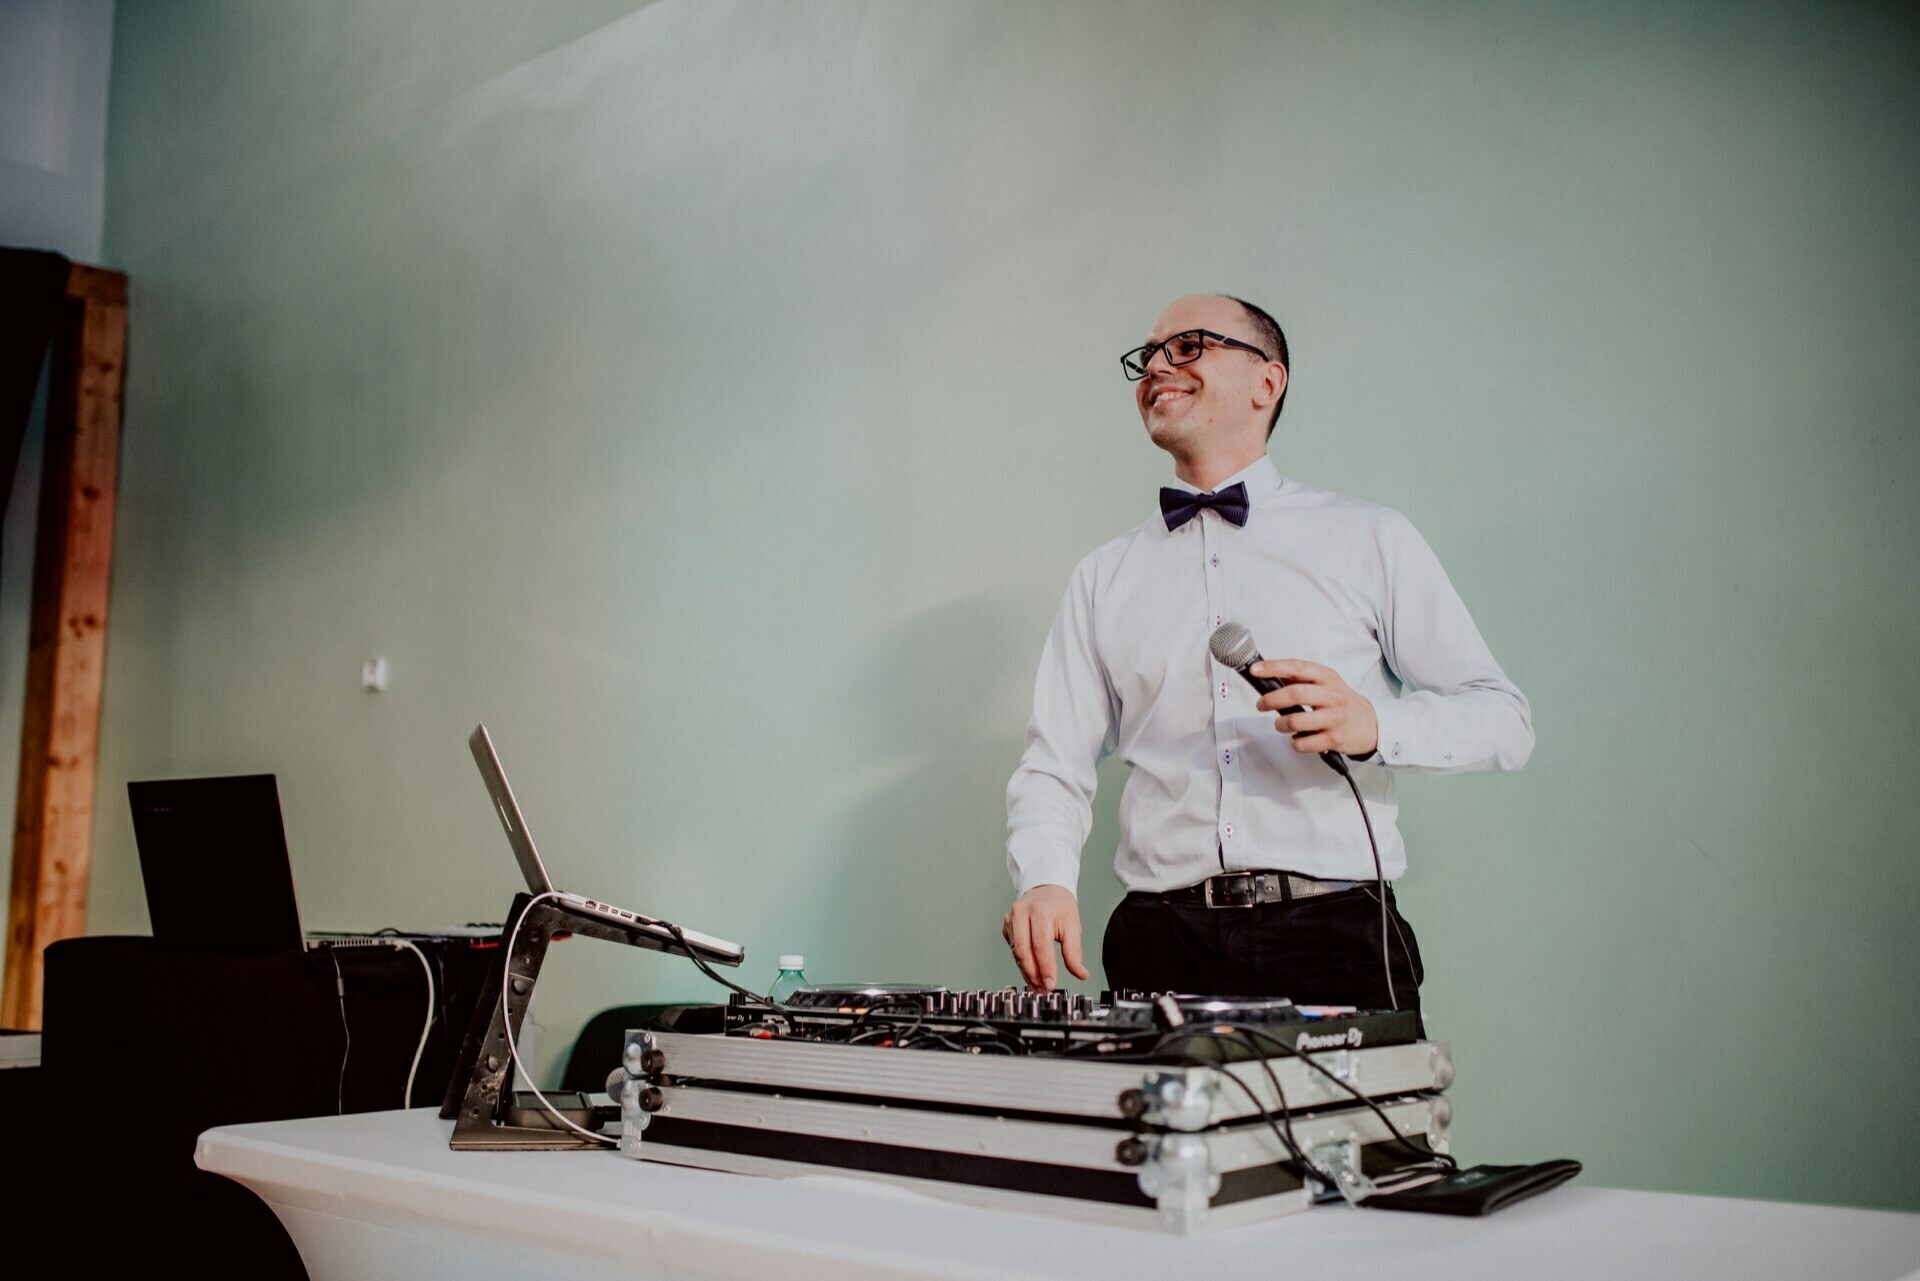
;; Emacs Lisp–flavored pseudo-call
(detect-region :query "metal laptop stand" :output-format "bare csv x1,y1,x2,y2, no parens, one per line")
443,892,686,1150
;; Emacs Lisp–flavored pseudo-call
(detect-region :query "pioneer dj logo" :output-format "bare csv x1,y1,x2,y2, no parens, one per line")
1295,1028,1363,1052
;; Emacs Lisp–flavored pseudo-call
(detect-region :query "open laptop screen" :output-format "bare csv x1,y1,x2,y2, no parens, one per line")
468,724,744,966
469,724,559,897
129,774,304,952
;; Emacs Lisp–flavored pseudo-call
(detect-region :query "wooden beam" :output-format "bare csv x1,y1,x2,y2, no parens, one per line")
63,262,127,308
2,268,127,1029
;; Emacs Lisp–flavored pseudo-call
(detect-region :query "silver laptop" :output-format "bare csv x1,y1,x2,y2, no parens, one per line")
468,724,744,966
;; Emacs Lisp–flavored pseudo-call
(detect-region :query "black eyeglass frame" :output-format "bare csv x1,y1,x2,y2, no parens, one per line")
1120,329,1271,381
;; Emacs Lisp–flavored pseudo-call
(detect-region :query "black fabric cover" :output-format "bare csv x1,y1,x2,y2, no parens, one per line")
41,936,497,1137
28,935,496,1277
0,247,72,505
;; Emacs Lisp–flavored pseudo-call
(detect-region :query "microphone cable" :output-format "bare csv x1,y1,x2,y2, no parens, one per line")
1210,621,1401,1011
1341,765,1397,1012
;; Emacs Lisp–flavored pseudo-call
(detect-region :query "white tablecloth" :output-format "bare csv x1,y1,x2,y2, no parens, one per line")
196,1109,1920,1281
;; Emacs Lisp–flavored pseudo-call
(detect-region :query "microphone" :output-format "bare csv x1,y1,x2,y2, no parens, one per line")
1208,621,1351,777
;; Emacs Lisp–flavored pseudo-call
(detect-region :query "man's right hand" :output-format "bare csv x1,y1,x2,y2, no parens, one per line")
1001,885,1090,992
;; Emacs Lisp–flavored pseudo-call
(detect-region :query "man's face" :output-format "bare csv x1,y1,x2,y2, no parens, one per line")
1133,294,1277,456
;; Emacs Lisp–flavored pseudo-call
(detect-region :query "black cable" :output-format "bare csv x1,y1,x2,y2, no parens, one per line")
662,922,785,1008
847,996,931,1047
862,1012,1023,1054
1202,1021,1456,1171
1337,766,1397,1011
1155,1025,1453,1194
850,995,926,1032
905,1032,973,1053
1192,1039,1308,1166
1208,1026,1311,1157
960,1020,1028,1054
1150,1041,1323,1190
328,950,350,1115
432,950,450,1040
1360,881,1416,987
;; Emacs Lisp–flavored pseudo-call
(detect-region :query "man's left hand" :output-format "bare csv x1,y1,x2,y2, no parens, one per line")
1251,659,1378,757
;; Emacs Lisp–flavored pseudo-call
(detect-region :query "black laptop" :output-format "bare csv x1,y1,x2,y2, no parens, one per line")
129,775,304,952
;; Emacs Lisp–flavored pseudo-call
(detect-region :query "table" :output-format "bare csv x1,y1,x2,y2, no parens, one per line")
197,1110,1920,1281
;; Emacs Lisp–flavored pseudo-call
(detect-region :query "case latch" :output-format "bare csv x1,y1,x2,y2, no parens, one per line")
1311,1138,1377,1206
1136,1133,1221,1233
1137,1068,1215,1130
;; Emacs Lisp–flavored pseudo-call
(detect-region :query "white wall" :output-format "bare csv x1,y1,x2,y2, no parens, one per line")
93,0,1920,1209
1,0,113,259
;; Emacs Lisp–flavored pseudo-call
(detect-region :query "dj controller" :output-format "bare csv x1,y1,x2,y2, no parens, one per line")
706,985,1427,1062
610,986,1455,1232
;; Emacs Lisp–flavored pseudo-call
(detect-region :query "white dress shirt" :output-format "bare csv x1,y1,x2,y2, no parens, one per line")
1006,455,1533,898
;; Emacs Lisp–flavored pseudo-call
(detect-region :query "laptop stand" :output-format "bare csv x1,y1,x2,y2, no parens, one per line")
443,892,687,1151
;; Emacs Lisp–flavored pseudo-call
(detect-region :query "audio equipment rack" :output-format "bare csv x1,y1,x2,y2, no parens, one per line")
610,988,1455,1231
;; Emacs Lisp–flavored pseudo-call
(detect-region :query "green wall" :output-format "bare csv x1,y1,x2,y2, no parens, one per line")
91,0,1919,1210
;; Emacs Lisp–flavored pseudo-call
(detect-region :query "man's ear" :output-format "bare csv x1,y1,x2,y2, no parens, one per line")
1255,361,1288,411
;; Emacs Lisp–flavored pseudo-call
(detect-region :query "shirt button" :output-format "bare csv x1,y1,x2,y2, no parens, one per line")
1224,823,1234,839
1219,681,1228,698
1210,553,1219,567
1223,749,1232,764
1443,752,1453,762
1213,614,1222,628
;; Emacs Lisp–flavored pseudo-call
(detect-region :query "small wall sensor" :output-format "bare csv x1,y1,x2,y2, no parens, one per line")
361,657,389,693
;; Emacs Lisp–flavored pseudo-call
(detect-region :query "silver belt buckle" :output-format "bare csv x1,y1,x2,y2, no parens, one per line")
1204,874,1258,909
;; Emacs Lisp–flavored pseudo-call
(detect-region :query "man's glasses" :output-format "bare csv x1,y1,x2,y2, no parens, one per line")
1121,329,1270,381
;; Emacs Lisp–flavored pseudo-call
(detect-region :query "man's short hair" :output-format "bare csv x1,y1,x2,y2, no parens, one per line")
1225,295,1288,439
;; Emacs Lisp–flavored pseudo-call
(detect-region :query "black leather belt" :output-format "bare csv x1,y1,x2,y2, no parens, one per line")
1157,870,1361,909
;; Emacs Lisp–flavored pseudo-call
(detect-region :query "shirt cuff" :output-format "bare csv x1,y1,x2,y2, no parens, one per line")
1370,698,1414,767
1010,847,1081,901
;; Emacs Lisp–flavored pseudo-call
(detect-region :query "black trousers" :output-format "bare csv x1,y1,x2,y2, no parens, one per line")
1102,884,1425,1017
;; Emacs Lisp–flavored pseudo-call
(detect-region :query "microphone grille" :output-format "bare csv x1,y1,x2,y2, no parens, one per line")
1209,621,1258,669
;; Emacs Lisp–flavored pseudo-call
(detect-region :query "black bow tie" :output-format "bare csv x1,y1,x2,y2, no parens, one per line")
1160,482,1250,531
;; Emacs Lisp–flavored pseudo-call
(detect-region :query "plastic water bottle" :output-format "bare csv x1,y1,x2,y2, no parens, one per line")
769,955,807,1003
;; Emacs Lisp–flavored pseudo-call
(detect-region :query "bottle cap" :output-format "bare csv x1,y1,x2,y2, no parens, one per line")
778,955,805,970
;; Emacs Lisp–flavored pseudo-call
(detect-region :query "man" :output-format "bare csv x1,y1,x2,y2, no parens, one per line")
1001,294,1533,1012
